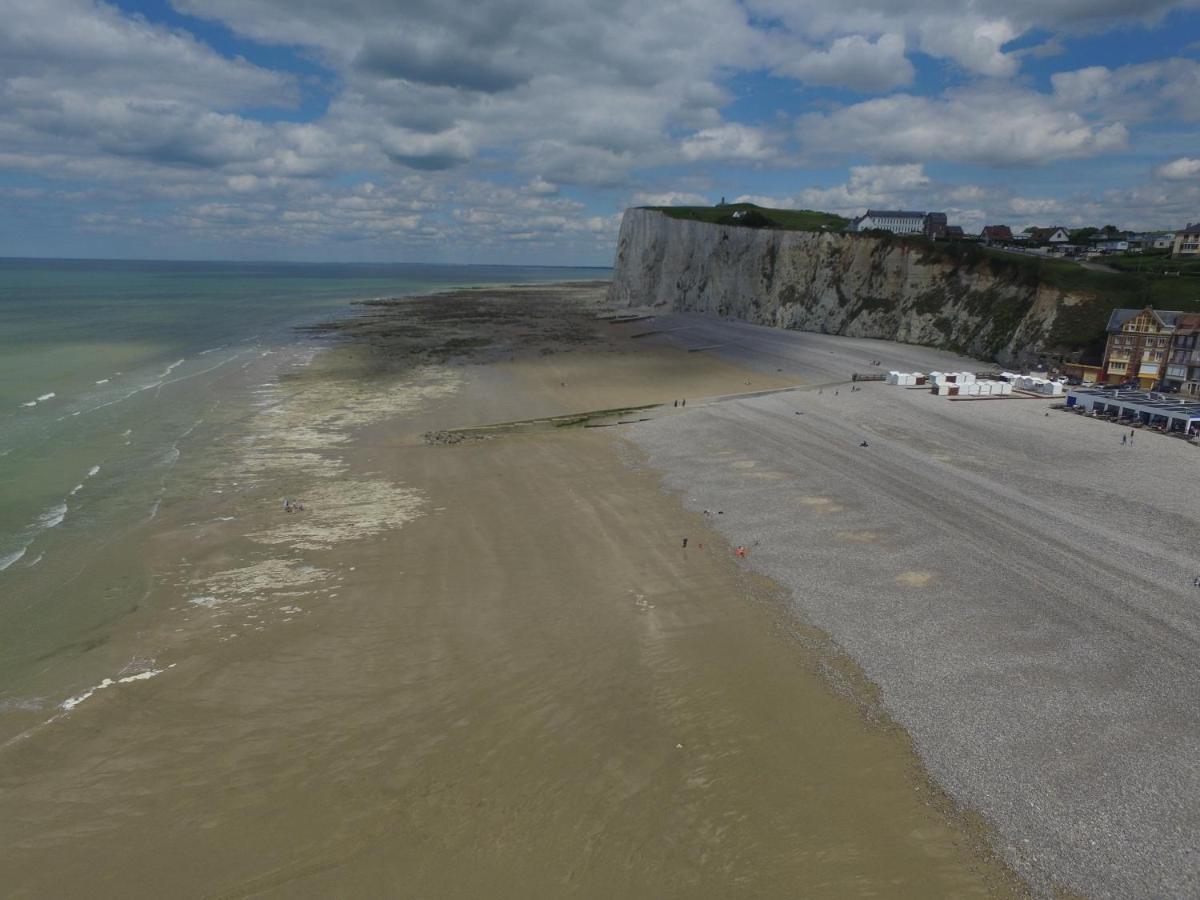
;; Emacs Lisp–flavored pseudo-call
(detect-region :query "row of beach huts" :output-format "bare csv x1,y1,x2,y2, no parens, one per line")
885,370,1064,397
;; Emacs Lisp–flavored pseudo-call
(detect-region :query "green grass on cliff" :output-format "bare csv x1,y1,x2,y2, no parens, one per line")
915,239,1200,352
646,203,848,233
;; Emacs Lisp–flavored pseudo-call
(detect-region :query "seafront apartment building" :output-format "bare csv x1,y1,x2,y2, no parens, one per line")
1164,314,1200,396
1100,307,1187,389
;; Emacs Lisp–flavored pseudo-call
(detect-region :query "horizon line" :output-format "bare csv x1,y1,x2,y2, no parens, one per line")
0,255,613,270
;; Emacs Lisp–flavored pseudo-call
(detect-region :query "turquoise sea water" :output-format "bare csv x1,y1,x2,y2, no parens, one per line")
0,259,607,719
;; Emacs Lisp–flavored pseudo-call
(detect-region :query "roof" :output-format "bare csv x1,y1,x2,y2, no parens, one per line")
980,225,1013,238
1180,222,1200,235
1030,226,1068,240
864,209,926,219
1173,313,1200,332
1070,387,1200,421
1105,307,1189,332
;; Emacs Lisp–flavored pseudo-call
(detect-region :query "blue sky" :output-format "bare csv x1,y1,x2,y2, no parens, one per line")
1,0,1199,265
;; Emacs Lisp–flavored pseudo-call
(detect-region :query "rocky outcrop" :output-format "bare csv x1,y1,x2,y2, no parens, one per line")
608,208,1099,366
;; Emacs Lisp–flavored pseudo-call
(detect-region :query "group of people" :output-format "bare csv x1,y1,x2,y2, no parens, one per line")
283,498,305,513
1121,429,1136,447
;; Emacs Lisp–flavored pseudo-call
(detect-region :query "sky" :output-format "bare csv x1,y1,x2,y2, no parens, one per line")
1,0,1199,265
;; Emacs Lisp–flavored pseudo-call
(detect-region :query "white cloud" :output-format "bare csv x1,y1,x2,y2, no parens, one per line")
772,33,914,92
797,87,1129,165
1157,157,1200,179
748,0,1200,78
631,190,711,207
679,124,779,163
1051,58,1200,122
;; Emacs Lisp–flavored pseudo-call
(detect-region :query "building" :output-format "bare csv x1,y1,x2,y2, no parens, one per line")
980,225,1013,245
1030,227,1070,244
1172,223,1200,258
943,225,966,239
1153,233,1176,250
851,210,926,234
1100,307,1187,388
1163,313,1200,396
1066,386,1200,435
1063,362,1104,384
923,212,948,239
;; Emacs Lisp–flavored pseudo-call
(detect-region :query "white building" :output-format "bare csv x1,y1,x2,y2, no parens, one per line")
850,210,927,235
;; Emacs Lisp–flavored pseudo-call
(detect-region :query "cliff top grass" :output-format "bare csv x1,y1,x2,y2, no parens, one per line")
912,237,1200,352
646,203,848,233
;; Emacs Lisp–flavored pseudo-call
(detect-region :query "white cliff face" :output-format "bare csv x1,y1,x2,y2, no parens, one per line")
608,209,1089,365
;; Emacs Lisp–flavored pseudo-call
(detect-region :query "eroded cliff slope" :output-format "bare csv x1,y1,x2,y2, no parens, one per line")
608,208,1103,365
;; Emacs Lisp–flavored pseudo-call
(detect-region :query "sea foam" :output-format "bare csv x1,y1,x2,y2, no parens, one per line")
0,547,28,572
60,665,175,711
36,502,68,530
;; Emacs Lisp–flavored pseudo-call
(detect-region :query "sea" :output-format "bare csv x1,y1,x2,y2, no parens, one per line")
0,258,607,738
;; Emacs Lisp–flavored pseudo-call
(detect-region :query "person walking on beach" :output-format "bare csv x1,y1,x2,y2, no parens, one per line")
1122,434,1127,446
682,537,688,548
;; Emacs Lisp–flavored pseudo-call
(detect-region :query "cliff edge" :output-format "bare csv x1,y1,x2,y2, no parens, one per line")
607,208,1107,366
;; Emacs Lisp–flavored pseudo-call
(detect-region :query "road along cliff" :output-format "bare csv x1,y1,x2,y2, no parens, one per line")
607,208,1114,367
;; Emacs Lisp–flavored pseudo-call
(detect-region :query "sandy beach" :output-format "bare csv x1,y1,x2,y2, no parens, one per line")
0,283,1027,898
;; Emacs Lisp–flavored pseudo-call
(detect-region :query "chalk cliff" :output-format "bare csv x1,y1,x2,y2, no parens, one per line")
608,208,1101,365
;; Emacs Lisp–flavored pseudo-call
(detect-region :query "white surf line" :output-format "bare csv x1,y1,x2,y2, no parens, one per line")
20,392,58,409
73,348,251,419
159,359,186,378
35,502,68,530
0,546,28,572
1,662,179,750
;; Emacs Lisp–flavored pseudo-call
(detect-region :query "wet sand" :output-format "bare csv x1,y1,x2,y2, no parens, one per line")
0,285,1022,898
